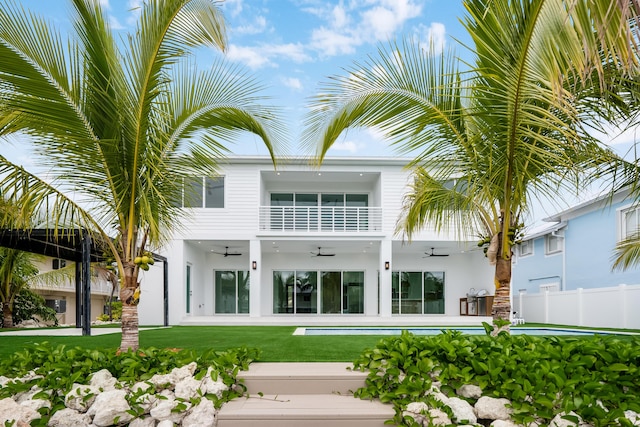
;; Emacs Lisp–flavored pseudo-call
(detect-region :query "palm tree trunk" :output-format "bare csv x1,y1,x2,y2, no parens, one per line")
2,301,13,328
120,269,139,351
492,255,512,321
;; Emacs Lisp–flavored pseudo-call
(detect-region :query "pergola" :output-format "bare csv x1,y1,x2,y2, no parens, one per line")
0,229,168,335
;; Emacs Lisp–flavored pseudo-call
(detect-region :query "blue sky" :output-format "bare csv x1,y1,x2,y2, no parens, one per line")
13,0,473,158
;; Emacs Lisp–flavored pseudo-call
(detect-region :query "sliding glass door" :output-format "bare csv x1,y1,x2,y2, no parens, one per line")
275,270,364,314
392,270,445,314
214,270,250,314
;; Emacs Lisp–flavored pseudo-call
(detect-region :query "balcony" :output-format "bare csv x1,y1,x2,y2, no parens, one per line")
259,206,382,233
30,280,114,296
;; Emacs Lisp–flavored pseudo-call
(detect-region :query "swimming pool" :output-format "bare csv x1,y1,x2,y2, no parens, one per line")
294,327,636,336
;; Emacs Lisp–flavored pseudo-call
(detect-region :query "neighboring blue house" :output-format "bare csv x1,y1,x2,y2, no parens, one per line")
512,189,640,294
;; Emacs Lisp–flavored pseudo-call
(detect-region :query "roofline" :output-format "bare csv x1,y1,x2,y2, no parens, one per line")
219,155,416,167
543,187,632,222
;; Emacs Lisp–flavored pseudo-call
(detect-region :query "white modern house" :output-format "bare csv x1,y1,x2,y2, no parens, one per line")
139,156,495,326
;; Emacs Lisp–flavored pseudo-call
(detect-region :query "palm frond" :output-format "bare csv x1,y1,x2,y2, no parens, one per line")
612,231,640,270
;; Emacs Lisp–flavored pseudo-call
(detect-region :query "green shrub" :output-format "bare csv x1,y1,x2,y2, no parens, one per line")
0,342,260,425
353,330,640,425
10,288,58,326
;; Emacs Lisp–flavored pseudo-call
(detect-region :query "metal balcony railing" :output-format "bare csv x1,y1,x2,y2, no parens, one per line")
259,206,382,232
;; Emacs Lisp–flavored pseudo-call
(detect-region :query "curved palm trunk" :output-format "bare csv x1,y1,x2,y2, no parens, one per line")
120,267,139,351
2,301,13,328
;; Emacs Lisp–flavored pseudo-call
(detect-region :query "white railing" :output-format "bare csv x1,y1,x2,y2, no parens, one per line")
30,280,114,296
518,284,640,329
259,206,383,232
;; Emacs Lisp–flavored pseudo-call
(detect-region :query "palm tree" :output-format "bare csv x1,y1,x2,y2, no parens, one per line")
0,0,284,350
304,0,640,322
0,247,39,327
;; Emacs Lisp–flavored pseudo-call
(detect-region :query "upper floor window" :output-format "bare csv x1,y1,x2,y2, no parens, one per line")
621,205,640,240
181,176,224,208
545,234,563,255
518,240,533,257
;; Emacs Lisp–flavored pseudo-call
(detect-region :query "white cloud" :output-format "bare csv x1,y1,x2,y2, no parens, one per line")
310,27,358,56
109,16,125,30
226,43,311,69
414,22,446,54
281,77,303,91
221,0,244,18
99,0,110,9
307,0,423,58
328,140,365,154
234,15,267,35
226,45,271,69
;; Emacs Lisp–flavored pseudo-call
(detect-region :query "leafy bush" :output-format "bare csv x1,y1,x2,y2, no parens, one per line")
10,288,58,327
352,330,640,425
97,301,122,321
0,342,260,425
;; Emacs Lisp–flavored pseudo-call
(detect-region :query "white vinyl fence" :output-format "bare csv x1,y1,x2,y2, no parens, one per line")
517,284,640,329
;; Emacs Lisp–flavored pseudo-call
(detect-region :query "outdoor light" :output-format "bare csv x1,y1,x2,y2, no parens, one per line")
252,261,257,270
385,261,390,270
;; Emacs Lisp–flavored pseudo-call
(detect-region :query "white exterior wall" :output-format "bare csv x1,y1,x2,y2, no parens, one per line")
145,156,495,325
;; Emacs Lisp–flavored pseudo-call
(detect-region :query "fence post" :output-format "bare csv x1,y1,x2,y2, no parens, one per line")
577,288,583,327
620,284,627,329
544,289,549,324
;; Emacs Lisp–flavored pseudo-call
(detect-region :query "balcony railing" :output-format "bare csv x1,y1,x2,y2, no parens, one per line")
259,206,382,232
30,280,114,295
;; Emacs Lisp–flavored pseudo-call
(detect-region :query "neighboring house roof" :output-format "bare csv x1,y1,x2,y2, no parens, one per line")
522,221,566,241
543,188,632,223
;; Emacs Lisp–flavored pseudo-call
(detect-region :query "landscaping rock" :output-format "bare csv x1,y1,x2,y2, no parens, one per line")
86,389,134,427
476,396,513,420
625,410,640,426
128,417,156,427
89,369,118,390
458,384,483,399
491,420,520,427
550,411,592,427
47,408,92,427
175,376,202,400
65,383,99,412
182,398,217,427
150,398,190,424
403,402,429,425
428,408,452,426
446,396,477,424
0,397,40,425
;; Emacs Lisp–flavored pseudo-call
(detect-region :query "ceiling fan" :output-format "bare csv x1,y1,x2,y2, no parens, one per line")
213,246,242,257
311,247,335,257
424,247,449,257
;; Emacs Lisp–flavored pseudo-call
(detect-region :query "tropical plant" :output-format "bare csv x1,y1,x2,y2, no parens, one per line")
0,247,39,327
304,0,640,321
11,287,58,327
0,0,283,350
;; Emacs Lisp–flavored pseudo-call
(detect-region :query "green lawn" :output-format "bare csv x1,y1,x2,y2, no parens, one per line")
0,326,388,362
2,324,637,362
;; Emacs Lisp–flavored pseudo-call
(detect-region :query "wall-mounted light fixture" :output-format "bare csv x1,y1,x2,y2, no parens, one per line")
384,261,390,270
252,261,257,270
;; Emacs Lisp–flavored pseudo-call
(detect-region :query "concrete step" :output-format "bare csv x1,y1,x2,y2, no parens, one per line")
216,393,395,427
216,362,395,427
238,362,368,395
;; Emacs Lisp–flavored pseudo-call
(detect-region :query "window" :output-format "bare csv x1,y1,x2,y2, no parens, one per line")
621,206,640,240
52,259,66,270
545,234,563,255
273,270,364,314
518,240,533,257
45,299,66,313
214,270,250,314
181,176,224,208
392,271,445,314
